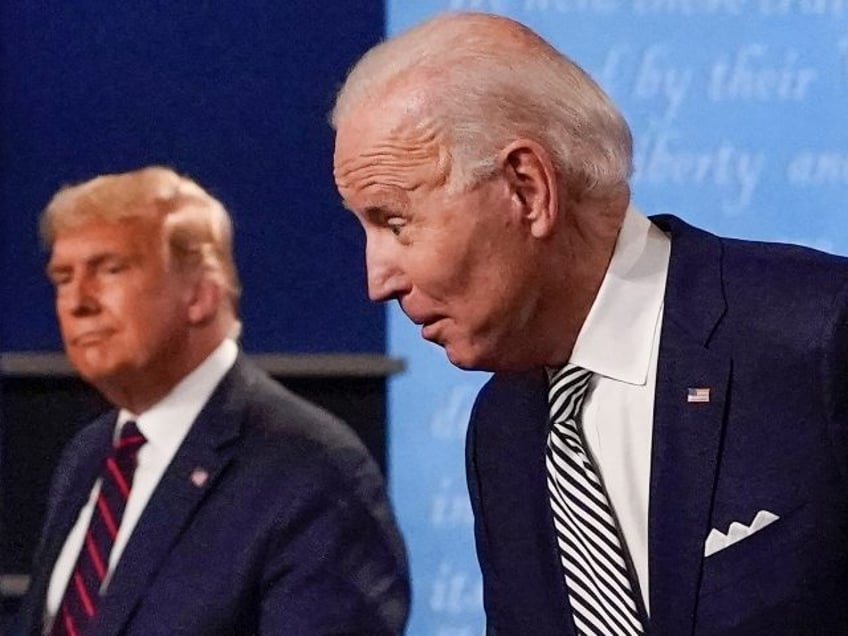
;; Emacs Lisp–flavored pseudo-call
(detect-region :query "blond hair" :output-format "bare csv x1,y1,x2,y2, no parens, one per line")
41,166,242,312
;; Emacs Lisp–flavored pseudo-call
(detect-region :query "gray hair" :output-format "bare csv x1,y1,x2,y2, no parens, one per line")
332,12,632,198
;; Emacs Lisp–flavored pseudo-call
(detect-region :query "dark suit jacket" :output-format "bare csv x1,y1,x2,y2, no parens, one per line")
467,215,848,635
12,356,410,635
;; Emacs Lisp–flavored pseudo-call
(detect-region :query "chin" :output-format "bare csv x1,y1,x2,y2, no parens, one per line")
77,367,118,390
445,337,534,372
72,355,128,387
444,344,494,372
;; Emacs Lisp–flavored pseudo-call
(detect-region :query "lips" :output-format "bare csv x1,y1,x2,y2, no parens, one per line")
411,315,446,342
409,313,441,329
420,321,443,341
71,329,114,346
400,304,448,341
402,305,442,326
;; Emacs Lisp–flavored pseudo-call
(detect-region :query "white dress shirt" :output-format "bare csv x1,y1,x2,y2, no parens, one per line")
568,206,671,615
45,338,238,622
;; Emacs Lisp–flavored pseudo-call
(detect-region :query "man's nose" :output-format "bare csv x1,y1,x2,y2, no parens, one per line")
365,237,410,303
63,275,100,316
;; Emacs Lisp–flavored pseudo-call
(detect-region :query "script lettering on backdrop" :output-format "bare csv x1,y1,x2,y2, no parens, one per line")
389,2,847,633
440,0,847,243
387,323,488,635
427,385,482,636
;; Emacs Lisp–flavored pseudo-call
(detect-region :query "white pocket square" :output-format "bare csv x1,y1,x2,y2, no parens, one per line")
704,510,780,557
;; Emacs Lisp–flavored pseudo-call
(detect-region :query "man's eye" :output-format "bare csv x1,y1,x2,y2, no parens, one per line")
102,262,128,275
387,219,405,237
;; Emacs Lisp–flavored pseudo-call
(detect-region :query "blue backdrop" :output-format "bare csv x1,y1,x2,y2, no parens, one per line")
0,1,384,354
386,2,848,634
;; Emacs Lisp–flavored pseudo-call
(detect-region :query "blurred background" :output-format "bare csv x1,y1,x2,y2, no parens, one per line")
2,1,846,634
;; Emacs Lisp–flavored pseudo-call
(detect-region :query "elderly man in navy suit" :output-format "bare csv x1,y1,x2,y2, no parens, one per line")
331,11,848,636
11,166,410,635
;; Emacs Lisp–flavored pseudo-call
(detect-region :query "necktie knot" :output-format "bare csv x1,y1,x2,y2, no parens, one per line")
115,420,146,457
547,364,593,425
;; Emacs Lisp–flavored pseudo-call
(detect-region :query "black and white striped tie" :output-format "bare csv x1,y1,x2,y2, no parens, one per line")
546,364,644,636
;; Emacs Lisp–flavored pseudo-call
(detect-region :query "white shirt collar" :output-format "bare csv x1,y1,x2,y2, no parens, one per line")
116,338,239,450
569,206,671,385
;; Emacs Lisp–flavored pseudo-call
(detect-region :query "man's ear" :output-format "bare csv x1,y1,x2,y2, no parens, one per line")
186,275,222,326
499,139,558,239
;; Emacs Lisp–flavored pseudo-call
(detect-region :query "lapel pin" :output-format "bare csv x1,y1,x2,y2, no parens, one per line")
190,467,209,488
687,387,710,403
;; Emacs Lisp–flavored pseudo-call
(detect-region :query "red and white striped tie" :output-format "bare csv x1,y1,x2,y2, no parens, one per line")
51,421,146,636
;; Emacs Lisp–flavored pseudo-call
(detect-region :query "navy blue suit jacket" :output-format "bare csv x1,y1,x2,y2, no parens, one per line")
467,215,848,635
12,356,410,635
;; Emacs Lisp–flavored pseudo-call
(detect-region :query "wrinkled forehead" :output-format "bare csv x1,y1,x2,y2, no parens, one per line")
333,94,451,203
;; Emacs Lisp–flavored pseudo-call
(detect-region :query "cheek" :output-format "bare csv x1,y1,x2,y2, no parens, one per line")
470,268,531,329
115,284,168,322
413,243,479,297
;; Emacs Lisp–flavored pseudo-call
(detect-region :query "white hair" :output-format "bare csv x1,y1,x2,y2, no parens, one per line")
332,12,632,198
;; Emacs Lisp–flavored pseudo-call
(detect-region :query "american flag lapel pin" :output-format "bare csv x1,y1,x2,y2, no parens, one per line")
190,467,209,487
687,387,710,403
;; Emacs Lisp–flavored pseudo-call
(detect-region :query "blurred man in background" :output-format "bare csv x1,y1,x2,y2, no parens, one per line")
12,166,409,636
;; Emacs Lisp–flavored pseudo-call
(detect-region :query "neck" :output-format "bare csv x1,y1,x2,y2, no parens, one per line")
99,331,229,414
538,193,628,367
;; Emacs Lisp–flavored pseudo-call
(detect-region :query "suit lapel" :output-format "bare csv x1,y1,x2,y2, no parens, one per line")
93,358,252,636
479,370,577,635
647,215,730,636
648,322,729,635
21,415,114,633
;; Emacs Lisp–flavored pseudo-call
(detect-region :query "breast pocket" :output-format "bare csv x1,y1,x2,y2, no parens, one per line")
696,501,848,631
700,502,812,593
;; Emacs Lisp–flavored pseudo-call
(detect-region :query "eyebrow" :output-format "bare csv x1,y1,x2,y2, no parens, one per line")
339,198,404,220
46,252,127,276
